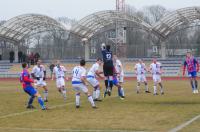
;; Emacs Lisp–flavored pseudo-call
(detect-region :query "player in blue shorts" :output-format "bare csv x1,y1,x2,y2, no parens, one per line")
20,63,47,110
183,52,199,94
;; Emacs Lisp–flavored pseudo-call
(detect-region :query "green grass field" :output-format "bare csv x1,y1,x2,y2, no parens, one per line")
0,79,200,132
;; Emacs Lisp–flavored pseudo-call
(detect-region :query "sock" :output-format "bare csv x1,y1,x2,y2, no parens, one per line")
88,95,95,107
118,87,122,97
43,90,48,101
191,80,195,91
76,94,80,106
145,84,149,91
154,86,157,94
93,91,96,99
38,97,45,109
109,80,113,90
28,96,35,106
137,86,140,92
62,89,67,99
96,88,100,99
195,80,198,90
104,80,108,88
121,87,125,96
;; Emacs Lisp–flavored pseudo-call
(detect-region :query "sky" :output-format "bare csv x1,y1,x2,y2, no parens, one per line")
0,0,200,20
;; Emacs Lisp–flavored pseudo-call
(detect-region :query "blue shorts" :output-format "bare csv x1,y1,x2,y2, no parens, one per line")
113,77,119,86
24,86,37,96
188,71,197,78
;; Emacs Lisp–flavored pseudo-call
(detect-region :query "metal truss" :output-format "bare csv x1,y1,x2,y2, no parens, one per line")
70,10,152,39
0,14,67,43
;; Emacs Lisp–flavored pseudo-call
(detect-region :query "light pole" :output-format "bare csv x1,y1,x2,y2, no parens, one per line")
82,38,89,60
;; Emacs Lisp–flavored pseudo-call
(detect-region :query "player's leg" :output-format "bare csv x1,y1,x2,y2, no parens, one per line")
136,75,141,94
60,78,67,100
82,85,96,108
42,85,48,102
119,76,125,97
153,75,158,95
194,77,198,93
190,77,195,93
75,92,81,108
27,96,35,109
104,76,109,98
143,75,150,93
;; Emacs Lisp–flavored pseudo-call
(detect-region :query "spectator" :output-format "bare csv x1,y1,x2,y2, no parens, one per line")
29,53,34,65
9,51,14,63
18,51,23,63
34,52,40,64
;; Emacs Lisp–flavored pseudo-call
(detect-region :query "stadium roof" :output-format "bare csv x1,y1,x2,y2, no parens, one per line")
152,7,200,40
70,10,152,39
0,14,67,43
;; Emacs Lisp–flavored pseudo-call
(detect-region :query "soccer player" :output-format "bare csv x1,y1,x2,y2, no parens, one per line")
149,58,164,95
87,58,103,101
101,43,114,97
72,59,96,109
113,55,125,98
31,60,48,102
20,62,47,110
183,52,199,94
134,59,150,94
52,60,67,101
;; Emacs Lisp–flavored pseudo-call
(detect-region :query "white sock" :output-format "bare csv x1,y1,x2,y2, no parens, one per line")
93,91,96,99
137,86,140,92
88,95,95,107
43,90,48,100
145,85,149,91
76,94,80,106
154,86,157,94
62,89,67,98
96,89,100,99
121,88,125,96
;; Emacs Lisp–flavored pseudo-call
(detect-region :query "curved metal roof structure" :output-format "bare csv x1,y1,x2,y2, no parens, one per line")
153,7,200,40
70,10,152,39
0,14,67,43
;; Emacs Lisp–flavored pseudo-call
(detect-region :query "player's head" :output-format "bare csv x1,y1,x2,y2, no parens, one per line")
22,63,28,69
186,52,191,58
106,45,111,51
138,59,142,63
153,58,157,63
113,55,117,60
96,58,102,65
80,59,86,66
37,59,41,66
56,60,60,66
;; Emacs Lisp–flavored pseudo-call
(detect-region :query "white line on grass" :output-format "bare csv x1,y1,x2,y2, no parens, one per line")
168,114,200,132
0,127,147,132
0,102,74,119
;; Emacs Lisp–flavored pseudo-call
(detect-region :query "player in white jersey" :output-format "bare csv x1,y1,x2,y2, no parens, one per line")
134,59,150,94
113,55,125,99
149,58,164,95
52,60,67,101
87,58,103,101
72,59,96,109
31,60,48,102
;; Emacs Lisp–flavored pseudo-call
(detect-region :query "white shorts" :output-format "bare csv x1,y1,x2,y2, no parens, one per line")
87,77,99,87
56,78,65,88
137,74,147,82
118,75,124,83
152,74,161,83
35,78,47,87
72,83,88,93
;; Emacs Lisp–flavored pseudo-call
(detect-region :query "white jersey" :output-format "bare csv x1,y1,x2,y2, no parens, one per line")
150,62,162,75
31,65,45,78
134,63,146,75
87,63,100,77
115,59,124,76
53,65,67,79
72,66,86,82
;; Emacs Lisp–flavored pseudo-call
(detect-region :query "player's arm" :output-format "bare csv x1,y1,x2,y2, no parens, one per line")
31,68,39,80
101,43,106,50
63,66,69,80
195,59,199,72
43,66,46,80
23,74,34,83
95,70,104,79
182,61,187,76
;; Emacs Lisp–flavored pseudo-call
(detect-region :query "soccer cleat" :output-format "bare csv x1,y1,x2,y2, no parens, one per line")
107,87,112,96
145,91,151,93
92,106,98,109
26,105,36,109
120,97,125,100
42,107,49,110
76,105,80,109
44,99,48,102
161,92,164,95
193,90,196,94
93,99,102,102
136,91,139,94
154,93,159,96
